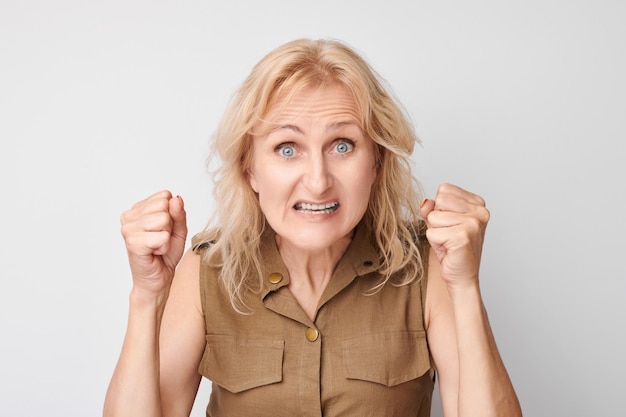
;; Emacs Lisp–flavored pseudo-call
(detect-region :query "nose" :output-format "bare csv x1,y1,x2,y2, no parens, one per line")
302,151,333,195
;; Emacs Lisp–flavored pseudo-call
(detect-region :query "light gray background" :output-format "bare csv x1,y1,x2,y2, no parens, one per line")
1,1,624,416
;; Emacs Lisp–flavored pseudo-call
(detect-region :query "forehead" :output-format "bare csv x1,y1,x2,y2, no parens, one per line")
260,84,361,128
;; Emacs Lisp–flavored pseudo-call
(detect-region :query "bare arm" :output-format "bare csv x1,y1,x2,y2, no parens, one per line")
422,184,522,417
159,249,205,416
103,191,205,417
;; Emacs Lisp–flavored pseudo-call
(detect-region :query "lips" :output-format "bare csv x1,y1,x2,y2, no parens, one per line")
294,202,339,214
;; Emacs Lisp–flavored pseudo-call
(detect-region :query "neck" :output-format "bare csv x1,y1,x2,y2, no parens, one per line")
275,231,353,320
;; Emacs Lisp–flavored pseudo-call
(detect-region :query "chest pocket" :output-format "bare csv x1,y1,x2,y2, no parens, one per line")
199,334,284,393
342,330,431,387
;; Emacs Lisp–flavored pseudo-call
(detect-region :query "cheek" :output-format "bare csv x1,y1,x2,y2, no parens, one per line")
249,165,292,196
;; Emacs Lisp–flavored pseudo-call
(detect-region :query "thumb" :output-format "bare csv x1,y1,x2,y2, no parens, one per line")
169,195,188,241
419,198,435,227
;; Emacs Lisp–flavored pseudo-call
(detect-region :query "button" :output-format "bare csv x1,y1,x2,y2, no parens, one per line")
305,327,319,342
268,273,283,284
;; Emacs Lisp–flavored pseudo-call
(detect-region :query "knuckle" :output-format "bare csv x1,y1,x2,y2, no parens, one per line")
120,209,132,225
124,234,139,251
481,207,491,222
473,206,490,224
439,182,452,192
120,222,133,238
468,217,481,231
155,212,173,228
434,193,450,207
155,198,170,212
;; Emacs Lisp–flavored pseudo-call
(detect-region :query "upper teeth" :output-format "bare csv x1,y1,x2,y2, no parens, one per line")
296,202,338,211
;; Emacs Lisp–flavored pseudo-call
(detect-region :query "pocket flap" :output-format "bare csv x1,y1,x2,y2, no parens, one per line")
199,334,284,393
342,331,431,387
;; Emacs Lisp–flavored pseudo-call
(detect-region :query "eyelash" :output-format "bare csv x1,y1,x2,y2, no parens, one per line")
333,139,355,154
274,139,355,158
275,142,297,158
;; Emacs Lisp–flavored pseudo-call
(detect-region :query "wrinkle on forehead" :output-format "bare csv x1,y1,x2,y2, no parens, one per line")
250,84,362,137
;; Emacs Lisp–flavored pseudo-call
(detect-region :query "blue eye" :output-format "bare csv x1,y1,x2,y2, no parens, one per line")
278,145,295,157
335,140,354,154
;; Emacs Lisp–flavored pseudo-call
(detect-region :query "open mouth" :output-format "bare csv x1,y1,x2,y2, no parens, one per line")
294,202,339,214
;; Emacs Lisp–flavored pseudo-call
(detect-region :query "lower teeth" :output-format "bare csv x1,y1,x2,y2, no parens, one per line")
299,208,335,214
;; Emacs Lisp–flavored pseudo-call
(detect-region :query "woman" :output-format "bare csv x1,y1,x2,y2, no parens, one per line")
104,39,522,417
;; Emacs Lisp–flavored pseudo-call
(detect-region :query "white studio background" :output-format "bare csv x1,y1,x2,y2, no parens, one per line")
1,1,624,416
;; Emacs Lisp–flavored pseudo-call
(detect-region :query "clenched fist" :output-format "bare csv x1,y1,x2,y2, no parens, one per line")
120,190,188,297
419,183,490,291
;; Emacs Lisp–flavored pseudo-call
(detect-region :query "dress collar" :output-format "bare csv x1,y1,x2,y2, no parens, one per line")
258,221,381,305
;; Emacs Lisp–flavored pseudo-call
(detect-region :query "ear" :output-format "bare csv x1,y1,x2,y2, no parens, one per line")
248,169,259,193
370,147,379,186
371,162,377,186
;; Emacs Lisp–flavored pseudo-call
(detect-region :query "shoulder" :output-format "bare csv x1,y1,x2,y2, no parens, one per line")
188,229,225,309
170,247,203,308
191,228,220,253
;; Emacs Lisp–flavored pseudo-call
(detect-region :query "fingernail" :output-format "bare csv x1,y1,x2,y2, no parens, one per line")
419,198,428,208
177,195,184,209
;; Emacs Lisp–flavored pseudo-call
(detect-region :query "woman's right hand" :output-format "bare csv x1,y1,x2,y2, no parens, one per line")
120,190,188,299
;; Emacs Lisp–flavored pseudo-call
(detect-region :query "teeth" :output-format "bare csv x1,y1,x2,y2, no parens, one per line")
295,202,339,213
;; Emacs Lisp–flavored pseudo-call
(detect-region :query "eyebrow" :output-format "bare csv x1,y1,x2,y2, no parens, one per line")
271,120,360,135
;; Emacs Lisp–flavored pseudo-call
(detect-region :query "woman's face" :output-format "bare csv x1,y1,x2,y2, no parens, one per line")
248,84,377,252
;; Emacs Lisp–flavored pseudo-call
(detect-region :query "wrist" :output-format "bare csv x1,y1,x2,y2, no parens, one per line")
446,278,485,313
129,287,170,314
446,275,481,297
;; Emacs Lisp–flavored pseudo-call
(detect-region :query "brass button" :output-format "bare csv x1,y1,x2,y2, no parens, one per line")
305,327,319,342
268,272,283,284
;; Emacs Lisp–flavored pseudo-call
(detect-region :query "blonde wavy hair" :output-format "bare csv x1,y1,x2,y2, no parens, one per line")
198,38,424,310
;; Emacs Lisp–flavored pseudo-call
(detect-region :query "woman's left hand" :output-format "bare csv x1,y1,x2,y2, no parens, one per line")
419,183,490,291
